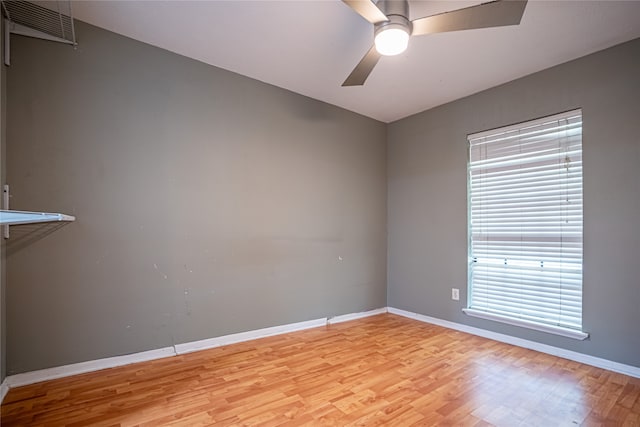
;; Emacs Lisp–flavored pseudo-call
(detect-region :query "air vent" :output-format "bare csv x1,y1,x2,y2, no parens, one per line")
2,0,76,64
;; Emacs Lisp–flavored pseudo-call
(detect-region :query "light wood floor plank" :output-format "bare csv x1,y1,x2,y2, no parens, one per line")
2,314,639,426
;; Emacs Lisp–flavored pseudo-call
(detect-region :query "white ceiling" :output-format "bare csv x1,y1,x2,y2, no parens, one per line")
70,0,640,123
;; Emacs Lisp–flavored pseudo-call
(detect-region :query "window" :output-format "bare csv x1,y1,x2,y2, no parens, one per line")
464,110,587,340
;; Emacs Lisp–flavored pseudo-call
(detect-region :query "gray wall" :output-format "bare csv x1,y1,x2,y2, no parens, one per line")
6,21,387,374
388,38,640,368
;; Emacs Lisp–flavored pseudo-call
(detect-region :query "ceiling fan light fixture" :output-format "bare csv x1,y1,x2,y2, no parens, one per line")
375,27,409,56
374,14,412,56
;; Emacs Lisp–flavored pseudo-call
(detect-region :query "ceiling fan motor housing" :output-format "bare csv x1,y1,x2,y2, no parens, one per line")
374,0,412,38
376,0,409,18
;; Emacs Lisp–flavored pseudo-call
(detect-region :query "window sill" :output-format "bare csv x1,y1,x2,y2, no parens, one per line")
462,308,589,340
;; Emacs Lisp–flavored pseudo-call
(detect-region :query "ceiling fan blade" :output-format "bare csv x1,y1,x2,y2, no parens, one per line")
342,45,381,87
412,0,527,36
342,0,389,24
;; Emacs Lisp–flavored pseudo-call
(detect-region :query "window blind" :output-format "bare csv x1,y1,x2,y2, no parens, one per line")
467,109,583,334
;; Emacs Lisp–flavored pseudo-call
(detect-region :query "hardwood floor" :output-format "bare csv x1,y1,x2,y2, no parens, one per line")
2,314,639,426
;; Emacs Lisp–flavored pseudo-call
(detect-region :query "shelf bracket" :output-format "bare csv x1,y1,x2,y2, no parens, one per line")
3,184,8,238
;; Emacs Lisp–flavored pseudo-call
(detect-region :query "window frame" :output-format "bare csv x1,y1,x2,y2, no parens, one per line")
463,109,588,340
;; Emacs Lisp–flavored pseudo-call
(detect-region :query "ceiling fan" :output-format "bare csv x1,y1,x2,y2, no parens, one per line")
341,0,528,86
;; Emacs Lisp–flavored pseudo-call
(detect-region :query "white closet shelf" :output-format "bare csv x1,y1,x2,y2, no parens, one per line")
0,210,75,226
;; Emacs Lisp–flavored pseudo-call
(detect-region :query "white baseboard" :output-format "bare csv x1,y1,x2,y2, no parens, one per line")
5,346,176,389
174,317,328,355
0,380,8,404
328,307,388,324
1,307,386,395
387,307,640,379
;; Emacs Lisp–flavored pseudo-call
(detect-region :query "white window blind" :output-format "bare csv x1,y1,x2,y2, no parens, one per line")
466,109,585,337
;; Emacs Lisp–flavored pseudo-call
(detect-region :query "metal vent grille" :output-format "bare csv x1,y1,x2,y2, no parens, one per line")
2,0,76,45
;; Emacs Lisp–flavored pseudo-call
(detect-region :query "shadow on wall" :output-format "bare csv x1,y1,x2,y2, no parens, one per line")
5,223,71,255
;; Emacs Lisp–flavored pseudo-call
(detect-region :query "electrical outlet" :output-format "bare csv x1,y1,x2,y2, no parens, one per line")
452,288,460,301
